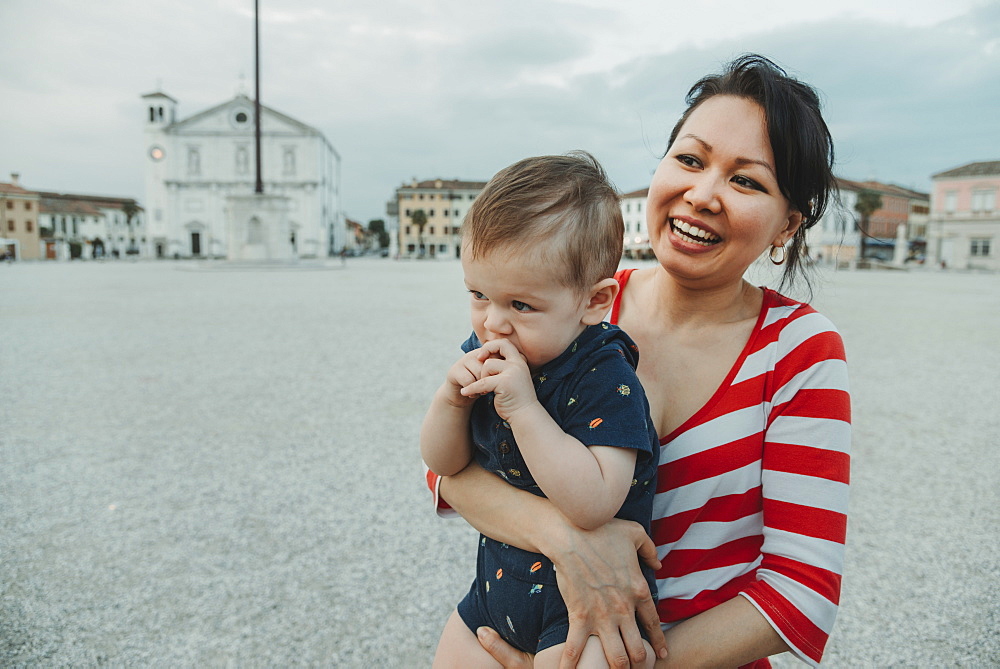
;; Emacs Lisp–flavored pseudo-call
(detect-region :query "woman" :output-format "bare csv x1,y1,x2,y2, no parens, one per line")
427,54,850,668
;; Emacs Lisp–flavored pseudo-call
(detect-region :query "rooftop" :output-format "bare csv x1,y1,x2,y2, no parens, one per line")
932,160,1000,179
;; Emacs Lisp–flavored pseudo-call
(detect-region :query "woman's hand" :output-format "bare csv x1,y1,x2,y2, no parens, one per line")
549,518,666,668
476,627,535,668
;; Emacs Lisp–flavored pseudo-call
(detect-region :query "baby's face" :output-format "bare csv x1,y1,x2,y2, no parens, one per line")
462,250,590,371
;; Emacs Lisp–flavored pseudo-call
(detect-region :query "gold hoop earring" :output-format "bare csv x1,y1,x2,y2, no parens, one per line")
769,244,786,266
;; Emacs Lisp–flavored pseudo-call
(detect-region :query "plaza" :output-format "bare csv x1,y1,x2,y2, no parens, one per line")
1,258,998,666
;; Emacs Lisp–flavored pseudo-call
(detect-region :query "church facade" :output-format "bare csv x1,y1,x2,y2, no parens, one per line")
141,91,342,259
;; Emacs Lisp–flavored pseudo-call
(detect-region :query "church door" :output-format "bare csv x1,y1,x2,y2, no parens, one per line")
191,232,202,256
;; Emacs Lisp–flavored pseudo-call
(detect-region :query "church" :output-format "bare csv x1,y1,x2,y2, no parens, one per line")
141,91,342,260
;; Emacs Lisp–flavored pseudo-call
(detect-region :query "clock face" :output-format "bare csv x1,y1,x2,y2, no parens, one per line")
149,145,165,161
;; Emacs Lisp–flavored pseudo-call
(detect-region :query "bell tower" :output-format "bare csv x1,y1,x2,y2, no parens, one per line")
141,91,177,256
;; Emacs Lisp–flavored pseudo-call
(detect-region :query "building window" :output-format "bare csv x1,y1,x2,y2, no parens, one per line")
5,201,11,209
187,147,201,176
236,146,250,175
970,238,992,256
7,220,12,231
27,220,33,233
443,209,449,217
429,226,435,235
405,209,411,217
25,201,32,211
972,189,996,213
944,191,957,213
429,209,435,216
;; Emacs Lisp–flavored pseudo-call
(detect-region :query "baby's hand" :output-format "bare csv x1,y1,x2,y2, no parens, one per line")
461,339,536,420
441,349,489,407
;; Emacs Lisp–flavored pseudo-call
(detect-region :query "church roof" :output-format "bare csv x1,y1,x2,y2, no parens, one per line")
141,90,178,103
932,160,1000,179
621,187,649,199
168,94,323,137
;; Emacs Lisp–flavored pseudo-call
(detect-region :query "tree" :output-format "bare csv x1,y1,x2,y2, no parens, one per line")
122,200,139,228
411,209,428,257
368,219,390,250
854,189,882,261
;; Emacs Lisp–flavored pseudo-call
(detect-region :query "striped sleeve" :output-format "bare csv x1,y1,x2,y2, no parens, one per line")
741,306,851,666
424,464,461,518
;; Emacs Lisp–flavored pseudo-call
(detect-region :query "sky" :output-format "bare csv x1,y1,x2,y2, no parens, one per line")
1,0,998,224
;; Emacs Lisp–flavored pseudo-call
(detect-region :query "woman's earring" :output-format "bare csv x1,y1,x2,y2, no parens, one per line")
769,244,786,266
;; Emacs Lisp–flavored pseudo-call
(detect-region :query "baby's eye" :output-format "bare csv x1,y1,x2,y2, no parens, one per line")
512,300,535,312
469,290,487,301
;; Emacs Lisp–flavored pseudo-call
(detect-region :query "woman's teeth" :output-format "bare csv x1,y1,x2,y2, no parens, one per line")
671,219,720,246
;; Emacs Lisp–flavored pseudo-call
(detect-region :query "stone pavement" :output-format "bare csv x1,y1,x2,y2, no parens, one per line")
1,258,998,667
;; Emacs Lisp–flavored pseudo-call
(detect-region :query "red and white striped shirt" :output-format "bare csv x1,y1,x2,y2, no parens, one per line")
426,271,850,667
612,269,851,667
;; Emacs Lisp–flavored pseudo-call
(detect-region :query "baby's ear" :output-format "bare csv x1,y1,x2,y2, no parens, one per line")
581,278,619,325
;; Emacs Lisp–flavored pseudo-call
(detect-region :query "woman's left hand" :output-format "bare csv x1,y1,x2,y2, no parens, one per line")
476,627,535,668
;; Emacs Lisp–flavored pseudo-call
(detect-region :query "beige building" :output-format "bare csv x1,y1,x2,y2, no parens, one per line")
395,179,486,259
38,192,145,260
0,174,42,260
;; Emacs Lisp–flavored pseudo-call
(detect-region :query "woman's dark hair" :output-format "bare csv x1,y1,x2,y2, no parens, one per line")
668,53,836,295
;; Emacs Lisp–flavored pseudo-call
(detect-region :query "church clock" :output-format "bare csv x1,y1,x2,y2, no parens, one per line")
149,145,165,161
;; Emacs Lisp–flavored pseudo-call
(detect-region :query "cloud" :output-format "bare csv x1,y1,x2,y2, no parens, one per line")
0,0,996,222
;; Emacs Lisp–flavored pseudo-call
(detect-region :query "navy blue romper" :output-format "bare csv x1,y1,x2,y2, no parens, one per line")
455,322,659,654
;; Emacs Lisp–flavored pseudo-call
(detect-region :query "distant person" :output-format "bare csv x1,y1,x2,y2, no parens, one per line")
421,152,660,668
426,54,851,667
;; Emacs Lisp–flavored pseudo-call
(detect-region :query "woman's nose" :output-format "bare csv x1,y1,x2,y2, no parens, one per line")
685,174,722,213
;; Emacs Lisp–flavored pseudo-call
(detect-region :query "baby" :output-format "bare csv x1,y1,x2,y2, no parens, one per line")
421,152,659,668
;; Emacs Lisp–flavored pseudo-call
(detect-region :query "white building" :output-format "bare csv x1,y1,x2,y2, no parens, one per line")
141,91,342,259
39,192,145,260
621,187,651,259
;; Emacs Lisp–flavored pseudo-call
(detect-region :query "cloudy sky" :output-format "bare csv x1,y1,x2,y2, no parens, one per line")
1,0,997,224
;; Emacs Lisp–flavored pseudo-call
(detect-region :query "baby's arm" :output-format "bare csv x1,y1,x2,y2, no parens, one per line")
461,339,637,530
420,350,484,476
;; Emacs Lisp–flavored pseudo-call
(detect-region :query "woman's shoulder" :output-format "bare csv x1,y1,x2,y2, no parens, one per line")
759,288,845,356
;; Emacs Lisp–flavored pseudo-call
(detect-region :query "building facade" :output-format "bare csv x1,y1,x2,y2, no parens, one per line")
927,160,1000,270
395,179,486,258
142,91,342,260
38,193,145,260
621,187,651,259
808,178,929,264
0,175,41,260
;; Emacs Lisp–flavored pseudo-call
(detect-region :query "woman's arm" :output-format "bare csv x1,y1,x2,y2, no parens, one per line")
656,596,788,668
439,462,667,667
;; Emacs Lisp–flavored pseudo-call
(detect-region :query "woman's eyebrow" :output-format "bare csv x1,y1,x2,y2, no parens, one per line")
680,133,776,177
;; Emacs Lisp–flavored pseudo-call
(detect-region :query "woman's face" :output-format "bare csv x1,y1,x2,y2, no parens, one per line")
646,95,802,288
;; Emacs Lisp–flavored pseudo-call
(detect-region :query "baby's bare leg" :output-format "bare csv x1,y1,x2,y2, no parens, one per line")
432,609,504,669
535,636,655,669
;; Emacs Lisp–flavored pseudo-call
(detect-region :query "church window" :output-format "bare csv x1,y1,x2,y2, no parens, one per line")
187,147,201,176
283,147,296,176
149,107,155,123
236,146,250,175
235,111,248,124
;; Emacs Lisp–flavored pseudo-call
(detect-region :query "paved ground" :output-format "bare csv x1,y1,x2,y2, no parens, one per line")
1,258,998,667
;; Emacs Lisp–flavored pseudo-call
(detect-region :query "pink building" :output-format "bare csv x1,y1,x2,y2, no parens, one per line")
928,161,1000,270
